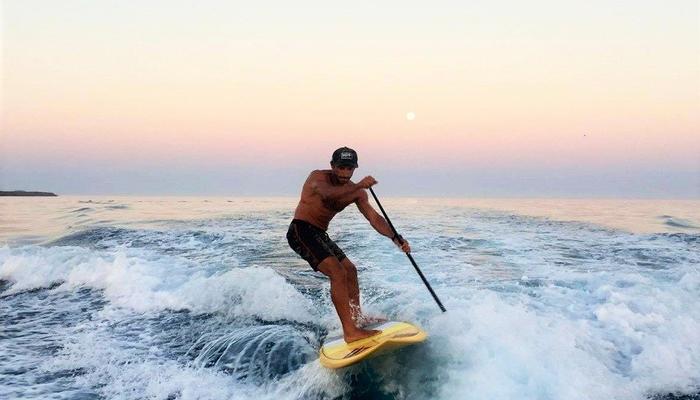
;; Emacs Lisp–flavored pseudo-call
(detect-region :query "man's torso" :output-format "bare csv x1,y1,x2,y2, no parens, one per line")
293,170,358,230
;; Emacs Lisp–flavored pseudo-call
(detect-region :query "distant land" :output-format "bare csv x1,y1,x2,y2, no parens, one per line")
0,191,58,197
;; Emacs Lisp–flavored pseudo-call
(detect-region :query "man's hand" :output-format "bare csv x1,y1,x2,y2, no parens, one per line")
393,235,411,253
357,176,378,189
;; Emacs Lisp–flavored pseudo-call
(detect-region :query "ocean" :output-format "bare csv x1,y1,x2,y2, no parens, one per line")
1,196,698,400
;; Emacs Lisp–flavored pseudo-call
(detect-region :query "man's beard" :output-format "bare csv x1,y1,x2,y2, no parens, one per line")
335,175,350,184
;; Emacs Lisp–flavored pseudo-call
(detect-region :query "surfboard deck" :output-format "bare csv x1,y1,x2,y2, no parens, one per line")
319,321,427,369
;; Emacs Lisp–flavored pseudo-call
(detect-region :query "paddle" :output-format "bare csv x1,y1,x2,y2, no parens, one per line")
368,187,447,312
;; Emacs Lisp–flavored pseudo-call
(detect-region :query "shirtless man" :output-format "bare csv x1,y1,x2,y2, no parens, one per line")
286,147,411,343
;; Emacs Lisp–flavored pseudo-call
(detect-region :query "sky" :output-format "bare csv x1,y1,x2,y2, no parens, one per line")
1,0,699,197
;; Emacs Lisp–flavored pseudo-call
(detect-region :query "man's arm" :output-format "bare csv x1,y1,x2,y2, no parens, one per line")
355,190,411,253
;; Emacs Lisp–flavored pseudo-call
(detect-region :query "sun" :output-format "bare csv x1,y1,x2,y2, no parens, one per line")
406,112,416,121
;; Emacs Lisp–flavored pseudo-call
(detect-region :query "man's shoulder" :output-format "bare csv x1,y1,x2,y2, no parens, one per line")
309,169,331,178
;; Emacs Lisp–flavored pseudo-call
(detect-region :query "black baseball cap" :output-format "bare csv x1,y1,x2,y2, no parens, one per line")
331,147,358,168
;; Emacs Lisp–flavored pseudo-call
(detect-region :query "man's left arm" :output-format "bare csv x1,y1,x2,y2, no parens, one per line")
355,190,411,253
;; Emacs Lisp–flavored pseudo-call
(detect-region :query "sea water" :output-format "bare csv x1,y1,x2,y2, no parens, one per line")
1,196,698,400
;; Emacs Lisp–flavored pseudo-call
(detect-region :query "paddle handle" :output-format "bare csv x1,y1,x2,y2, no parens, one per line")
369,187,447,313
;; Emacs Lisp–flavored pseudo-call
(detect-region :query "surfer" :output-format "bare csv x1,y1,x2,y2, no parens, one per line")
287,147,411,343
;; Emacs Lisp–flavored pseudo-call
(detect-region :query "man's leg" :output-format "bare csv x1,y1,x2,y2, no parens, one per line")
317,256,379,342
340,258,361,321
340,258,386,327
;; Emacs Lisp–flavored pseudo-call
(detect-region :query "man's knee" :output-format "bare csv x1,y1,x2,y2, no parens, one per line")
341,259,357,277
317,257,347,281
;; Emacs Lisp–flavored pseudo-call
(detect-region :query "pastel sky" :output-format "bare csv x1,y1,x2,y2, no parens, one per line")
2,1,699,197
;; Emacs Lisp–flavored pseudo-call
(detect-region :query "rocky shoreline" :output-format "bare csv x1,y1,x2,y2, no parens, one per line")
0,191,58,197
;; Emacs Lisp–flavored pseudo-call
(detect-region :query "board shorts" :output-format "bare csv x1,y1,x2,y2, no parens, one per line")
287,219,347,271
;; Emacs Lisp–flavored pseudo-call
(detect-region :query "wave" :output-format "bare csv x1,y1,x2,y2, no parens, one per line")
47,227,135,248
78,200,115,204
46,226,233,255
69,207,94,213
41,324,346,400
105,204,129,210
0,245,316,322
659,215,700,230
652,232,700,245
190,324,316,383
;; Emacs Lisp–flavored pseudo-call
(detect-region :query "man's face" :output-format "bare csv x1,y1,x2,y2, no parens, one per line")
330,163,355,184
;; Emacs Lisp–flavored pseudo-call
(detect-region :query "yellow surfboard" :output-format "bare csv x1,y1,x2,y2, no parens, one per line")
319,321,427,369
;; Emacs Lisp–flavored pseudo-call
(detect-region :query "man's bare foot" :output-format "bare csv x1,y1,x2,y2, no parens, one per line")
344,328,380,343
359,315,388,327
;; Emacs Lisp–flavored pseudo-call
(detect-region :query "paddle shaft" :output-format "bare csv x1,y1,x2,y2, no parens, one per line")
368,187,447,312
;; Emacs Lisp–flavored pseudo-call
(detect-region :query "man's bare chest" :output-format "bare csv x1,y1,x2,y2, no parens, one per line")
321,197,353,213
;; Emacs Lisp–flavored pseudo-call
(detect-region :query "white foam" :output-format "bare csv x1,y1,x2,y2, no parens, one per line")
42,328,251,400
355,237,700,399
0,245,316,322
41,322,345,400
426,294,630,400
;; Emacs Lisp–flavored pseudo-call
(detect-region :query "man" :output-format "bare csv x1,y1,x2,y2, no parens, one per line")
287,147,411,343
